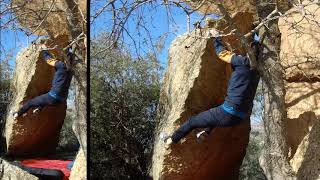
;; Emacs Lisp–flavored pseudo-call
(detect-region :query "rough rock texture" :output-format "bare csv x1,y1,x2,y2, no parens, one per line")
151,13,254,180
206,12,254,55
12,0,86,43
5,43,67,156
278,2,320,82
70,149,87,180
285,82,320,119
279,2,320,179
0,159,38,180
11,0,87,175
290,121,320,180
183,0,292,17
183,0,257,15
284,82,320,178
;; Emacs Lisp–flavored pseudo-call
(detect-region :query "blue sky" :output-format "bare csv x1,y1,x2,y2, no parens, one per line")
91,1,210,66
0,16,38,68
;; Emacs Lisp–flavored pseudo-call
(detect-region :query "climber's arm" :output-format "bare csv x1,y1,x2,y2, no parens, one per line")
213,37,234,64
213,37,250,66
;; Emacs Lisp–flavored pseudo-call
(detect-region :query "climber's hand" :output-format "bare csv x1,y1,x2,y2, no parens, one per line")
40,44,60,51
208,29,220,38
39,44,48,51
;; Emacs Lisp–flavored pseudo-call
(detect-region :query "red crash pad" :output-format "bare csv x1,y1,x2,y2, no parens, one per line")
21,159,72,180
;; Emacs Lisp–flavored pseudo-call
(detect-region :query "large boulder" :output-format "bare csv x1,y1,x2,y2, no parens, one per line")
70,148,87,180
278,2,320,82
151,13,254,179
289,121,320,180
0,159,38,180
182,0,257,15
284,82,320,178
12,0,87,44
182,0,292,17
5,43,67,156
279,2,320,179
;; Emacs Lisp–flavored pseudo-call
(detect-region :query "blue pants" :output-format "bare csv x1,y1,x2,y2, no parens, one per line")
17,93,60,116
171,106,244,143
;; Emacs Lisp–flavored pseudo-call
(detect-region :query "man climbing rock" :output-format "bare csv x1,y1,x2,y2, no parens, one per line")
13,44,74,119
160,30,260,145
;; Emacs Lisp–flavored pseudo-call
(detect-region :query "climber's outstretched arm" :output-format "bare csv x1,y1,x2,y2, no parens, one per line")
213,37,234,64
213,37,250,66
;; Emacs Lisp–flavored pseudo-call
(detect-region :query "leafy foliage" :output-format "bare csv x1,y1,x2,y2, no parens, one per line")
57,109,79,152
0,62,12,154
240,131,267,180
90,34,162,179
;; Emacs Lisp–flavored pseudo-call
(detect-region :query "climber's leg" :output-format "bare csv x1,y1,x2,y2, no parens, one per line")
171,108,217,143
17,93,58,117
171,106,243,143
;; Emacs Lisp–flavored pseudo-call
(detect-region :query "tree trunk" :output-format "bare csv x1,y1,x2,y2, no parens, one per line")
73,62,87,158
63,0,87,158
257,4,295,179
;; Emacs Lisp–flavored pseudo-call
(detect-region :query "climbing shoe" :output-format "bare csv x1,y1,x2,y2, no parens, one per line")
33,107,42,114
196,130,209,143
12,112,19,120
160,132,172,145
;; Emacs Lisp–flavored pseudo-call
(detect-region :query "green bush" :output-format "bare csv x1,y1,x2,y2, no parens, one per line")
239,131,267,180
57,109,79,152
90,35,162,179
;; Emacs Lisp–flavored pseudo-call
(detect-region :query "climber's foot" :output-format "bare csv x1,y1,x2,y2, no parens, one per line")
12,112,19,120
160,132,173,146
196,130,209,143
33,107,42,114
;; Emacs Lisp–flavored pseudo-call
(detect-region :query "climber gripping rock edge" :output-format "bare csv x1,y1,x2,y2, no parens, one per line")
13,44,74,119
160,29,261,145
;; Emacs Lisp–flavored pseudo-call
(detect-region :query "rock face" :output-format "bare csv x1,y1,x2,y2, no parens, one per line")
278,3,320,82
12,0,87,40
151,13,253,179
70,148,87,180
5,43,67,156
10,0,88,177
279,2,320,179
183,0,257,15
0,159,38,180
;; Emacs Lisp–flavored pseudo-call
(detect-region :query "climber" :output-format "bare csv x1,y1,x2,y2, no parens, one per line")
160,29,261,145
12,44,74,119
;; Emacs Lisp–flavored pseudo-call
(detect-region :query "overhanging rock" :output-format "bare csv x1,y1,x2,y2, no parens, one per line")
278,2,320,82
182,0,257,15
279,2,320,179
12,0,86,39
5,43,66,156
152,13,253,179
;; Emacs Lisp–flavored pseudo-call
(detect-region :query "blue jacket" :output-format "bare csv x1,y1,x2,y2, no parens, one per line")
214,38,260,118
43,50,73,101
49,61,73,101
